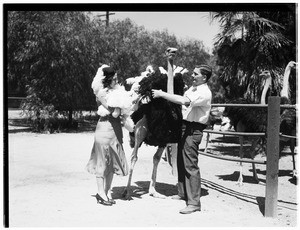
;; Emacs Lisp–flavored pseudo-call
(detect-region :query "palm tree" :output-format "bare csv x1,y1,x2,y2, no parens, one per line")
210,11,292,102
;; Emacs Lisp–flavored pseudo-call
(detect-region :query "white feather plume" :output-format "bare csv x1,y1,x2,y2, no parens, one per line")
159,65,188,75
91,64,109,95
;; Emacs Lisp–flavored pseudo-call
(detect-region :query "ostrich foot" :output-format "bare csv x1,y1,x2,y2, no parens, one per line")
122,188,133,200
149,191,166,199
236,181,243,186
253,174,260,184
236,176,243,186
292,170,297,179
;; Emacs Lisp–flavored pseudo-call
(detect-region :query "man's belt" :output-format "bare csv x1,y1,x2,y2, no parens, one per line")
183,120,207,130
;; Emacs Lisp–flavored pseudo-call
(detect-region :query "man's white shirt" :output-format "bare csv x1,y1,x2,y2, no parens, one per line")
182,83,212,124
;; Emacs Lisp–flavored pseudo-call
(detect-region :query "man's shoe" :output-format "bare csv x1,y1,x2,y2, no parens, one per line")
171,195,185,200
179,205,201,214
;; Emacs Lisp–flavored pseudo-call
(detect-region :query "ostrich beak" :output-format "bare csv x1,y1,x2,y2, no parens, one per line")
259,70,270,79
167,47,178,54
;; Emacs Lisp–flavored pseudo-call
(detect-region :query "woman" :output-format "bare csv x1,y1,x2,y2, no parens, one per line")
86,64,131,206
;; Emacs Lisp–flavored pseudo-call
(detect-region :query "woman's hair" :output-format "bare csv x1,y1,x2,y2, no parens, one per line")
102,66,116,88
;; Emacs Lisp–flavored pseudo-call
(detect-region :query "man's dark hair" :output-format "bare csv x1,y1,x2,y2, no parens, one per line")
197,64,212,81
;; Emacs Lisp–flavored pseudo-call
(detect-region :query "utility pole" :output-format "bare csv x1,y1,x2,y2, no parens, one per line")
97,11,115,27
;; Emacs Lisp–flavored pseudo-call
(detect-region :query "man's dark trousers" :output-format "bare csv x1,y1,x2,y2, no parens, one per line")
177,120,206,206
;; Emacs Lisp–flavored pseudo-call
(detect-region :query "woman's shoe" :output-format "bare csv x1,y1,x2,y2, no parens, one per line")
108,198,116,204
95,194,112,206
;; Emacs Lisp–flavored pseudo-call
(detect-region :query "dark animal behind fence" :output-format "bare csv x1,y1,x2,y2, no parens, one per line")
223,98,268,133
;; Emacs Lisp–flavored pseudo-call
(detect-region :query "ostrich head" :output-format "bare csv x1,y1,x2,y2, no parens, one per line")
166,47,178,60
145,65,154,75
286,61,297,70
259,70,272,105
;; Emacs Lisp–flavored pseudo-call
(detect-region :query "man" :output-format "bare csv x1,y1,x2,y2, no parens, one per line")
152,64,212,214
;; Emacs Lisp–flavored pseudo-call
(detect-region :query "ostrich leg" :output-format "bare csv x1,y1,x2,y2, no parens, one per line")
149,147,166,198
290,140,297,178
237,121,246,186
237,136,245,186
238,136,260,186
122,116,148,200
249,138,259,183
204,133,210,153
164,145,173,166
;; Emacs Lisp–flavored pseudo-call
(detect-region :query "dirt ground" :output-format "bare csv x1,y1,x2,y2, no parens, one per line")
6,110,298,228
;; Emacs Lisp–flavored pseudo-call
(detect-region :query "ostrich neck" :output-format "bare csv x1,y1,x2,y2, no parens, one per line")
167,59,174,94
280,66,291,98
260,77,271,104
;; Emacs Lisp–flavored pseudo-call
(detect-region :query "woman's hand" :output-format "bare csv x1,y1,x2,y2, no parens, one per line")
152,89,163,99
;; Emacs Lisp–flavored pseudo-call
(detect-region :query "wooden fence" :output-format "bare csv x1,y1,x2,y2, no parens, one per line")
7,97,26,109
201,96,296,218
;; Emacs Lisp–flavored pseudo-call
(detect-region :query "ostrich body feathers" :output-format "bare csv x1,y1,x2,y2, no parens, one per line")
131,71,185,147
224,98,268,133
280,109,296,136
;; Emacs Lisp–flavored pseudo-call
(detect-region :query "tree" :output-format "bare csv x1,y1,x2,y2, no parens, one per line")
92,18,212,89
7,12,213,132
210,10,295,102
7,11,97,129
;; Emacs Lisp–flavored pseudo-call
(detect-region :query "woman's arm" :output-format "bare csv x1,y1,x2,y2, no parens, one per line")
96,99,101,107
97,89,113,112
98,97,108,109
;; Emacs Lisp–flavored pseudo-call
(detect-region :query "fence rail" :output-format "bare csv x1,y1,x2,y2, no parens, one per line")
199,150,267,164
279,133,297,139
7,97,26,109
203,129,265,137
205,97,297,218
211,103,296,109
7,97,26,100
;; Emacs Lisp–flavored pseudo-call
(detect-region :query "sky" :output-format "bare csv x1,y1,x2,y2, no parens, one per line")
104,12,221,54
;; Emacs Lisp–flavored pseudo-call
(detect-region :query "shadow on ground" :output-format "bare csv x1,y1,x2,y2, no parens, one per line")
201,178,297,216
111,181,209,200
216,171,263,184
202,135,297,185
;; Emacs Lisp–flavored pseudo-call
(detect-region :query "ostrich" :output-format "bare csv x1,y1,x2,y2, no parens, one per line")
279,61,297,178
223,70,272,186
224,61,297,185
122,48,185,199
244,61,297,178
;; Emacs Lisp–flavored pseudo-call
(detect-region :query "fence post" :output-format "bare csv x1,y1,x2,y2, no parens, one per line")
264,96,280,218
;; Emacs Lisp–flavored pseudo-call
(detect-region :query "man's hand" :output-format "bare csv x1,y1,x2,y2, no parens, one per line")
166,47,177,60
152,89,163,98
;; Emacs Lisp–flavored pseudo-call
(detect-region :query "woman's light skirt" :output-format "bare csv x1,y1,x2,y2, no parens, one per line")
86,121,128,177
